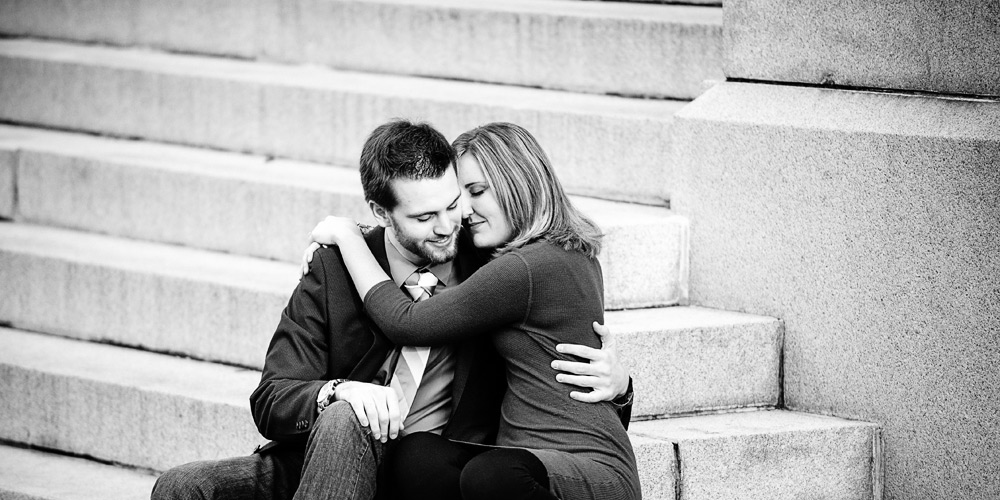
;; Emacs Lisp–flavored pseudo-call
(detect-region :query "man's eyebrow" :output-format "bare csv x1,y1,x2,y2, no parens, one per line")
408,194,461,218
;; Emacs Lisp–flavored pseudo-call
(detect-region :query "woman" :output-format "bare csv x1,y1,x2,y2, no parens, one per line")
309,123,640,500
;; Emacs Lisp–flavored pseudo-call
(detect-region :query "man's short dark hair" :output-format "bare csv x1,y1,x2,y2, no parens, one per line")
359,120,456,210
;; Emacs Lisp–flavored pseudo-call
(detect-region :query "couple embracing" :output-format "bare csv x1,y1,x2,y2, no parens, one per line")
153,120,641,500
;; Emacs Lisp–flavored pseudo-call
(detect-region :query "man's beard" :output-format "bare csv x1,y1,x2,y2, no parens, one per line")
391,219,460,265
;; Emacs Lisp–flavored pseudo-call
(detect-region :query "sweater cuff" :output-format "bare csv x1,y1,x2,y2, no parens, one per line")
612,377,634,409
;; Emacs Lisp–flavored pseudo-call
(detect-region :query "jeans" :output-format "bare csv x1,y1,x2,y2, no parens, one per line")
151,402,388,500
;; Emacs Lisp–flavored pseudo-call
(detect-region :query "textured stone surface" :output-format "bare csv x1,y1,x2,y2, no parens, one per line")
0,149,14,218
1,223,773,416
630,410,881,500
0,223,296,368
0,328,263,472
0,0,722,99
610,306,780,417
0,328,873,498
0,222,687,367
0,124,375,263
0,445,158,500
0,126,688,308
567,199,688,309
0,39,683,204
672,81,1000,500
628,433,678,500
0,0,263,58
725,0,1000,96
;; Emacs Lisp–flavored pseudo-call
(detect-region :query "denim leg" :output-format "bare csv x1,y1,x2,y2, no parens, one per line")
292,401,386,500
150,446,303,500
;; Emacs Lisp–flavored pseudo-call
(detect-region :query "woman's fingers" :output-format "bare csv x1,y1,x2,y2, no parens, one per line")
300,242,323,277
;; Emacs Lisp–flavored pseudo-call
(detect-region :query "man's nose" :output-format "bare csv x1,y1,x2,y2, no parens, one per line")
433,213,453,235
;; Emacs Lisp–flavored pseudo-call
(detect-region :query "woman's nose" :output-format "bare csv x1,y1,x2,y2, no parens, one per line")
460,191,473,219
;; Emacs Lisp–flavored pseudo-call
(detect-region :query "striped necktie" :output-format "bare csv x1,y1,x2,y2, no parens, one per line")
390,268,439,421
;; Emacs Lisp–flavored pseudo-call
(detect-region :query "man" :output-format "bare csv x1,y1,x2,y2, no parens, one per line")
152,120,632,500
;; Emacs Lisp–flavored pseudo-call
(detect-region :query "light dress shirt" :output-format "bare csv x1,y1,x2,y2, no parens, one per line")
380,231,459,435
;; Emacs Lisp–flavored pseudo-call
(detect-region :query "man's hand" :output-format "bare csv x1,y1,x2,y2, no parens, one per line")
551,321,630,403
333,381,402,443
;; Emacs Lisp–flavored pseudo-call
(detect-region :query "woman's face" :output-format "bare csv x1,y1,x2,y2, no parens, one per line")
457,153,514,249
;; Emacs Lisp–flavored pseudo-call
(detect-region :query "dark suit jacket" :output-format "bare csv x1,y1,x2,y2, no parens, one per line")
250,226,504,451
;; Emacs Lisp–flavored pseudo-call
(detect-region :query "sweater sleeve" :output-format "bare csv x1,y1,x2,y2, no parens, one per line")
364,251,531,345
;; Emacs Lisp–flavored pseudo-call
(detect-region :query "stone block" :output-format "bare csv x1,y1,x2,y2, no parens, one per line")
630,411,881,500
0,444,158,500
0,148,14,218
671,81,1000,499
0,328,873,498
0,126,687,308
0,39,682,205
611,306,780,418
0,223,296,368
0,328,263,472
0,0,723,99
725,0,1000,96
0,221,688,369
268,0,722,99
0,0,266,58
569,198,688,309
0,124,374,263
628,433,678,500
1,224,773,415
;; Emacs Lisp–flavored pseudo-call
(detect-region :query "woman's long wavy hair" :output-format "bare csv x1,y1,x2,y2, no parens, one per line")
452,122,603,258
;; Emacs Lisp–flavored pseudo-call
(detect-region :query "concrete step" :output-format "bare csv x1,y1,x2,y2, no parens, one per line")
0,328,264,473
0,125,689,309
1,328,870,500
614,306,780,418
0,39,684,205
0,445,158,500
0,223,297,368
630,410,881,500
0,0,722,100
0,219,776,414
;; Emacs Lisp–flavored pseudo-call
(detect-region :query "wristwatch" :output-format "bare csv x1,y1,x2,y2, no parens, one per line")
316,378,350,414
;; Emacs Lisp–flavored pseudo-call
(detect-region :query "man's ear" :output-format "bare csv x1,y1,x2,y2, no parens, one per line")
369,201,392,228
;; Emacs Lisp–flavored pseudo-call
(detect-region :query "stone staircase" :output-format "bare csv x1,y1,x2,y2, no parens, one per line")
0,0,881,499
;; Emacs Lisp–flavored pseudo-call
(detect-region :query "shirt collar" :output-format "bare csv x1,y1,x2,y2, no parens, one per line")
384,231,455,288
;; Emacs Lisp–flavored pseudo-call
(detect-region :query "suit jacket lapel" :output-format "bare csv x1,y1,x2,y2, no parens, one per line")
347,226,396,383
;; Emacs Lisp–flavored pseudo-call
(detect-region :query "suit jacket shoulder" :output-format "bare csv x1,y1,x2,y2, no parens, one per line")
250,228,393,443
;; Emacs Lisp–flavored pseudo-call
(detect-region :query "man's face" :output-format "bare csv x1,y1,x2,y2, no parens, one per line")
375,168,463,265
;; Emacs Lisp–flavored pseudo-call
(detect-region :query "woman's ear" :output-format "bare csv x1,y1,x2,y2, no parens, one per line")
369,201,392,228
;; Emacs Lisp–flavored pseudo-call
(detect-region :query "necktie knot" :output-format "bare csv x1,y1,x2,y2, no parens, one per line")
403,268,438,302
